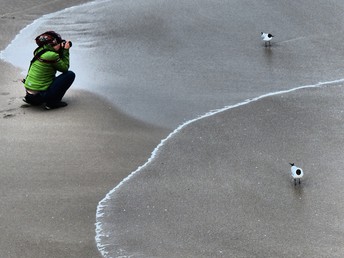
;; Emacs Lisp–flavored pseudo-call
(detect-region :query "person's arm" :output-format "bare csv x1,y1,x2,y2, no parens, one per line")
53,41,72,72
54,49,70,72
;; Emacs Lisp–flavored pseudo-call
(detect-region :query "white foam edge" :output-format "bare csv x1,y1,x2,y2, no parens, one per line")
0,0,110,58
95,77,344,257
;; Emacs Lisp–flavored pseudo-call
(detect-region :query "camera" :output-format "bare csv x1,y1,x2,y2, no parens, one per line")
61,40,72,47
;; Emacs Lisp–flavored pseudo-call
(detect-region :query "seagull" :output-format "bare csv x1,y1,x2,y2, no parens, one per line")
289,163,304,185
261,32,274,47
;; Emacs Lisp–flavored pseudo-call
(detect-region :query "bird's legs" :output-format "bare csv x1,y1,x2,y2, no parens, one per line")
294,178,301,185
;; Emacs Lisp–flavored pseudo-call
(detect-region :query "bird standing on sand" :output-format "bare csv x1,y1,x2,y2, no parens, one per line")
289,163,304,185
261,32,274,47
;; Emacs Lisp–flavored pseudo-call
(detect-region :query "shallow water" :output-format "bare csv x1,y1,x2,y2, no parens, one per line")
2,0,344,257
2,0,344,129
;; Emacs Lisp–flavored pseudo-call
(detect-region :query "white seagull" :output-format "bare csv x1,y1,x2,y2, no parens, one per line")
261,32,274,47
289,163,304,185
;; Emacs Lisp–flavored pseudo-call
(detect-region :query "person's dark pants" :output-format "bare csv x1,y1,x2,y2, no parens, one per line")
25,71,75,106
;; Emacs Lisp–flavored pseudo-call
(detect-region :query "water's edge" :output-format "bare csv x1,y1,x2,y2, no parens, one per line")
95,78,344,257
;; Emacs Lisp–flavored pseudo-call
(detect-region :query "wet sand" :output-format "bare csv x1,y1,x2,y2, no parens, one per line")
0,0,93,51
3,1,344,257
0,1,168,257
88,1,344,256
99,84,344,257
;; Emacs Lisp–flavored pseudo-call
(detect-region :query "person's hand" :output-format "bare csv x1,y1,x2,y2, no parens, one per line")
63,40,72,49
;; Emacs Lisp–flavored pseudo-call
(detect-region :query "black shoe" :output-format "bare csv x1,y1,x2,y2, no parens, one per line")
44,101,68,110
23,94,43,106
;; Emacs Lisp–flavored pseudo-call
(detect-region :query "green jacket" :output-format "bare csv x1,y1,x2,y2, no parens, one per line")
24,45,70,91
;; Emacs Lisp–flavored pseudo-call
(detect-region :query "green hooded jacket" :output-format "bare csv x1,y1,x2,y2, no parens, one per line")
24,45,70,91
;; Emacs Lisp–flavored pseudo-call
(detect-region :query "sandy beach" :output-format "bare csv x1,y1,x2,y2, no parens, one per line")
3,1,344,257
0,1,168,257
99,84,344,257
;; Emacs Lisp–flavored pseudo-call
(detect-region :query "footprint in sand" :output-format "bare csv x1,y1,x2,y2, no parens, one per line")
1,108,17,119
3,114,15,119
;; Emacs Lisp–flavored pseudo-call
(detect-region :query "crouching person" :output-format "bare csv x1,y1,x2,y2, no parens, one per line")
23,31,75,110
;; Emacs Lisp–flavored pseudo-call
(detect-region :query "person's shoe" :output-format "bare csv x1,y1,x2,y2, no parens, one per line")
44,101,68,110
22,95,42,106
22,96,42,106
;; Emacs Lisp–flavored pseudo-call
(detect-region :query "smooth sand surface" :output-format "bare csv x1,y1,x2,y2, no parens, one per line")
0,1,168,257
3,1,344,258
99,84,344,257
87,1,344,257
